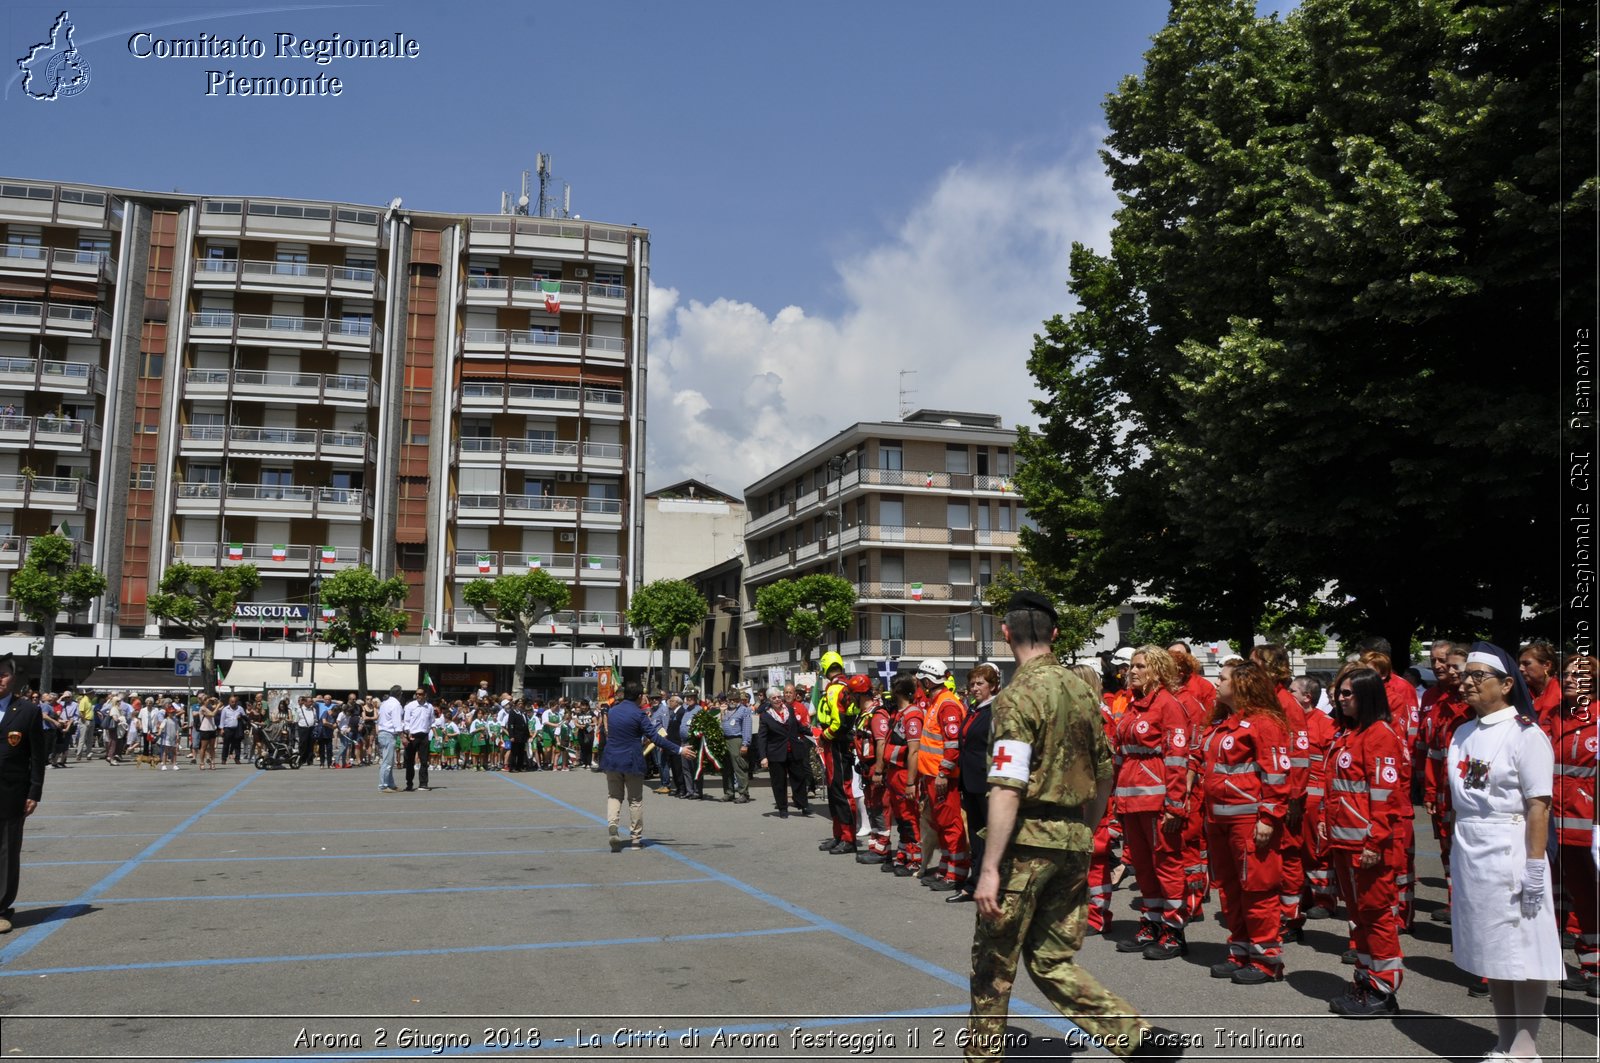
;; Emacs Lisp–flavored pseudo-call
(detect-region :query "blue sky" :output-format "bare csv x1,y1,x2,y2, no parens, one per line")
4,0,1180,490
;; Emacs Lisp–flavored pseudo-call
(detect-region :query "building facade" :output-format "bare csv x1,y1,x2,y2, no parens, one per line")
640,478,745,583
740,410,1025,683
0,176,661,694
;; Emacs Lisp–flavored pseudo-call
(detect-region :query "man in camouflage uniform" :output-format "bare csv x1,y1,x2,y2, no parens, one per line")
966,590,1184,1061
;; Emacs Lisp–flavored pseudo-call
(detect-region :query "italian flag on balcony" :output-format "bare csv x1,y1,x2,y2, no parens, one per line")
586,556,602,569
924,473,935,487
477,553,493,573
527,555,542,570
227,542,243,561
999,479,1013,493
320,546,337,565
910,582,924,601
271,544,287,562
321,606,335,621
540,280,561,314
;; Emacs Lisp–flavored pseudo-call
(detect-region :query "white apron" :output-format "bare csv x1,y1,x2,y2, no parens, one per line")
1447,707,1563,980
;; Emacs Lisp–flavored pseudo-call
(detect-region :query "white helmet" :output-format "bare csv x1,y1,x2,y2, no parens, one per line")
916,658,947,682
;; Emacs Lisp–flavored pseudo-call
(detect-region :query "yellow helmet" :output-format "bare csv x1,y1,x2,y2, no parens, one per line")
819,651,845,676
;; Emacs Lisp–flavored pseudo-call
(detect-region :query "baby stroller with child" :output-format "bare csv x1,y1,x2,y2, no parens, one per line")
251,719,299,770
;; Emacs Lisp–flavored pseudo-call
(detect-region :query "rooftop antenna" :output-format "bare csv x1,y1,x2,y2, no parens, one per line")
535,155,572,219
897,370,918,420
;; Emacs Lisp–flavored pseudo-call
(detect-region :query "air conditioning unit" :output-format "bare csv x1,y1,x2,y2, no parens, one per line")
573,268,589,278
559,531,577,543
887,639,904,658
556,472,573,483
572,472,588,483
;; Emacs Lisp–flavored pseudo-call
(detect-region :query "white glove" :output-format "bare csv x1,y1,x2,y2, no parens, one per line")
1518,858,1545,920
1592,825,1598,869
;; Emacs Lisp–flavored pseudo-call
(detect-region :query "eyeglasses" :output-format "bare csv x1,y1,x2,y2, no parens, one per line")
1334,689,1355,700
1462,670,1504,684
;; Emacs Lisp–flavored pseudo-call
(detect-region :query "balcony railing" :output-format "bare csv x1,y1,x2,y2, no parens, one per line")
0,356,104,393
193,257,383,297
174,481,368,518
0,414,101,450
452,550,620,577
172,541,371,570
461,328,625,359
189,311,382,348
0,536,91,568
184,367,371,402
856,581,964,602
0,300,110,337
457,493,579,516
178,425,373,460
0,245,115,278
0,474,97,510
460,383,624,409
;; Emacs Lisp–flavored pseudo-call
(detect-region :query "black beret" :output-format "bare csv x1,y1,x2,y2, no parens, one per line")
1004,590,1057,625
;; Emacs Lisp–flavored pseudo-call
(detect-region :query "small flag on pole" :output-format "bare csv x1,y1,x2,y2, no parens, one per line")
320,546,337,565
321,606,335,621
227,542,243,561
924,473,934,487
999,479,1012,493
540,279,561,314
424,670,436,693
586,556,602,569
528,555,542,570
271,544,287,562
477,553,493,573
910,581,924,602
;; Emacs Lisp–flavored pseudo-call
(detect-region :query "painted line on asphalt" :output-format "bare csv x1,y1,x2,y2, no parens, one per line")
26,846,609,868
24,877,713,907
31,806,546,820
0,771,260,968
0,924,824,978
26,823,591,841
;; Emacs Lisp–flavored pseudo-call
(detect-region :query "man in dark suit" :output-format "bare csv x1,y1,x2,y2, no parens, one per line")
756,686,813,818
0,653,49,933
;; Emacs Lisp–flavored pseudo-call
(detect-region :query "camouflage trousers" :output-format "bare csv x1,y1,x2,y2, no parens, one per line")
967,845,1148,1061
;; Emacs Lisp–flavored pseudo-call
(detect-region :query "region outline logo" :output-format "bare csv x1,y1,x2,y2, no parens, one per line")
17,10,91,102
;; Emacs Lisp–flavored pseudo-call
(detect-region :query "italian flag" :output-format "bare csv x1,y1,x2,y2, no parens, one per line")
227,542,243,561
527,555,542,570
999,479,1012,494
540,280,561,314
924,473,935,487
477,553,493,573
271,544,287,562
321,606,335,621
910,582,924,601
320,546,337,564
586,556,602,569
423,670,436,693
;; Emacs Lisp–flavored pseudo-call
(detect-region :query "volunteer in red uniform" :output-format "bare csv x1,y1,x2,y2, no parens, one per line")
1113,645,1192,960
1170,641,1218,715
1321,666,1409,1017
1521,641,1562,727
1191,660,1291,985
853,679,892,865
815,652,858,854
1362,648,1419,929
1421,643,1471,923
880,675,923,876
1170,647,1211,922
914,658,968,891
1548,654,1599,997
1292,675,1340,920
1103,647,1135,719
1252,644,1310,935
1073,663,1122,934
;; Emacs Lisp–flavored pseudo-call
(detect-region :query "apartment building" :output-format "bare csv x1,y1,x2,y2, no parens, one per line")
641,478,745,583
0,176,659,693
740,410,1024,683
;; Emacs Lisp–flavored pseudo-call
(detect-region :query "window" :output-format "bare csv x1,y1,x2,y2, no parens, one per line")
880,554,904,584
947,501,970,529
261,468,294,486
140,352,163,378
949,556,972,584
949,614,973,640
880,613,905,641
997,506,1014,532
59,188,106,206
128,464,154,490
879,442,903,471
879,497,903,527
976,504,991,532
979,557,993,586
945,445,969,475
331,470,363,490
976,449,989,477
996,449,1013,476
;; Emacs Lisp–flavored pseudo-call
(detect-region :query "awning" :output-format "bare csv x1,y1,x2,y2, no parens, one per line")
76,667,199,695
218,659,419,695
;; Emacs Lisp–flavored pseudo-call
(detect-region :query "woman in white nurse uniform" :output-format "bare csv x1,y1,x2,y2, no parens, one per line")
1449,642,1561,1063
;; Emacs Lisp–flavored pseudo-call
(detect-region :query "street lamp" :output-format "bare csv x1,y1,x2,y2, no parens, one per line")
308,559,322,690
972,591,985,663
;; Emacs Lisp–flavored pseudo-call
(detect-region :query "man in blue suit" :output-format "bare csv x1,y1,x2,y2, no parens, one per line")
0,653,49,933
599,679,692,851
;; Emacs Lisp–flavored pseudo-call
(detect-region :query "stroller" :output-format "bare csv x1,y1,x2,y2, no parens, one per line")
251,719,298,770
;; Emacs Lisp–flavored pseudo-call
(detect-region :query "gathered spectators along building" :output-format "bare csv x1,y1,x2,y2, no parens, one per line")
0,175,667,695
740,410,1026,684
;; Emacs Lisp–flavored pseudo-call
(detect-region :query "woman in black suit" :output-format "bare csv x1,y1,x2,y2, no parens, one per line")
950,662,1000,902
757,686,812,817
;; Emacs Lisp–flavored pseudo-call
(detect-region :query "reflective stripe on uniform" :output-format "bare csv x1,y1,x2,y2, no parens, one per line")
1330,778,1368,793
1555,816,1593,831
1211,802,1259,816
1116,784,1166,798
1212,762,1257,775
1555,763,1596,777
1330,825,1370,841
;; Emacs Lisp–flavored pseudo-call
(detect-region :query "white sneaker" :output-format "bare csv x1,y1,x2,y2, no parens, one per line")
172,765,180,771
160,765,167,771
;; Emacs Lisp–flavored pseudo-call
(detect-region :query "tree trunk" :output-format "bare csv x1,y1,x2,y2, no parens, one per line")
356,641,368,698
1487,565,1525,655
514,621,529,697
203,625,218,697
39,615,56,692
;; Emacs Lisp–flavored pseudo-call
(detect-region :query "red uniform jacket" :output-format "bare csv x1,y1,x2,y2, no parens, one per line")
1532,680,1563,730
1189,711,1290,826
1385,673,1420,751
1113,688,1190,814
1181,673,1217,715
1324,721,1408,853
1276,687,1310,802
1302,707,1337,810
883,702,922,774
1544,707,1597,847
1421,690,1472,808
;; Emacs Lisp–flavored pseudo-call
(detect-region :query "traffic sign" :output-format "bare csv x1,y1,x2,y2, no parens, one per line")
174,649,190,677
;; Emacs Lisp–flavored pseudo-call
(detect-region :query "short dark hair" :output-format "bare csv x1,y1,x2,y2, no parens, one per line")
1003,607,1055,649
622,679,643,702
890,675,917,703
1357,636,1392,659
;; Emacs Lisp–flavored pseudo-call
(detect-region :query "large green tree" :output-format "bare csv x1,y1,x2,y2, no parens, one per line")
462,571,571,694
147,562,261,696
626,579,708,691
319,567,409,697
11,534,107,692
1018,0,1584,658
753,573,857,669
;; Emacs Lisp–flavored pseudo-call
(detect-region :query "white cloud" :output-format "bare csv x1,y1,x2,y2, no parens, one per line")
646,149,1116,495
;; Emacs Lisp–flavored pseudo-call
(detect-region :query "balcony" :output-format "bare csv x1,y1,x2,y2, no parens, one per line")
192,258,385,300
745,550,793,580
0,535,91,570
173,481,369,521
171,541,370,574
183,368,371,407
448,606,627,637
974,474,1018,494
856,524,955,546
458,436,580,470
0,474,96,511
188,311,382,352
0,300,111,340
464,276,626,315
178,425,374,463
0,414,101,452
855,581,970,602
459,382,624,417
465,217,632,259
453,549,579,580
548,609,627,637
580,496,623,528
454,492,580,526
745,503,794,536
974,529,1021,548
460,328,625,364
0,244,116,284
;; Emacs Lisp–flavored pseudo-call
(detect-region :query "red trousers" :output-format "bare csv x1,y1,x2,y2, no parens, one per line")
1087,817,1120,931
1180,803,1209,920
1206,815,1284,975
1393,815,1416,929
918,777,968,882
1302,811,1337,911
1555,843,1598,976
1121,810,1186,930
1332,848,1404,995
886,771,921,866
1279,827,1304,926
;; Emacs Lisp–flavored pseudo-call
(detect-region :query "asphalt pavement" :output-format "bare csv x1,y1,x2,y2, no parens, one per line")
0,755,1593,1062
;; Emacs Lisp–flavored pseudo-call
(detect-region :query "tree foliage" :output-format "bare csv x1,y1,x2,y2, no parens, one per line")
11,534,107,692
982,565,1114,663
319,567,409,696
753,574,857,668
147,561,261,696
463,571,571,694
1016,0,1584,660
626,579,708,690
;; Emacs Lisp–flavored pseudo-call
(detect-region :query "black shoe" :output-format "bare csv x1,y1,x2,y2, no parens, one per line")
1116,927,1157,954
796,808,814,817
1231,965,1281,985
1332,987,1398,1018
819,840,838,852
419,785,431,791
403,786,414,792
1128,1026,1187,1060
929,878,960,892
1341,947,1358,965
855,852,886,865
893,864,915,878
1560,972,1590,992
1305,904,1335,920
1562,931,1579,950
879,858,896,872
762,811,789,819
1281,924,1305,944
829,841,858,855
1430,907,1451,924
1210,960,1241,979
1142,929,1186,960
1588,976,1600,999
946,892,975,903
1467,980,1489,998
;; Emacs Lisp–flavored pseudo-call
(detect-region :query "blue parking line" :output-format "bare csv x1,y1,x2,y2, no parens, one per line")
0,924,824,978
0,770,259,968
30,806,545,820
26,823,590,841
22,877,713,907
27,846,607,868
